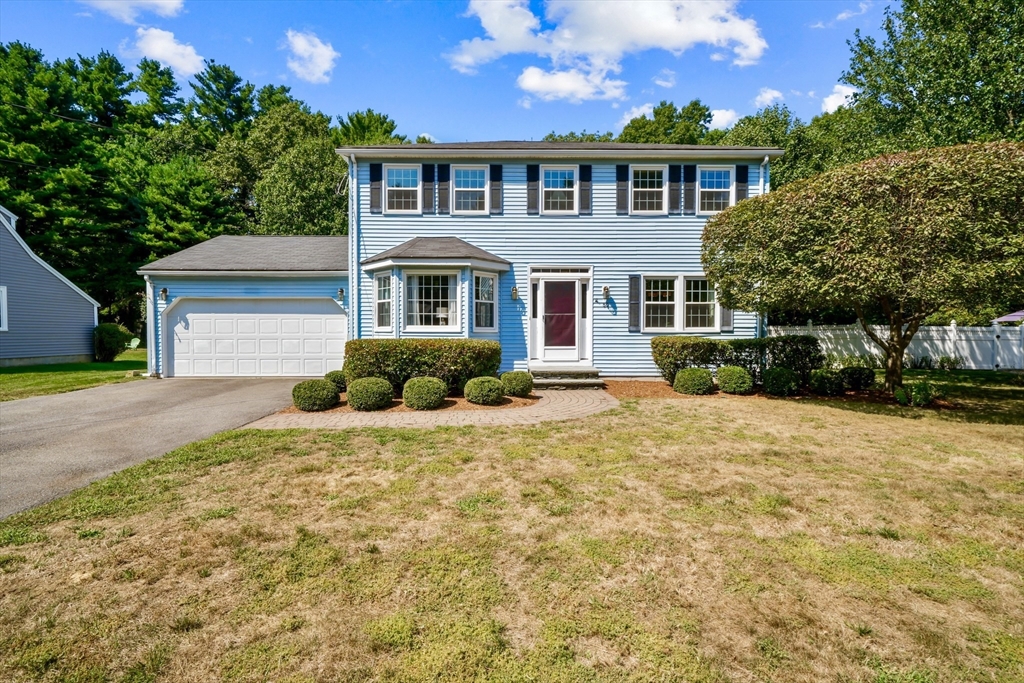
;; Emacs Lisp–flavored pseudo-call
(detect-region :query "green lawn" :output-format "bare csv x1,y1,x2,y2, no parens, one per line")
1,370,1021,682
0,349,148,401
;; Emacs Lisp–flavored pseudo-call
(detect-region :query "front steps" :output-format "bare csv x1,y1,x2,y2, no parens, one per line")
529,365,605,390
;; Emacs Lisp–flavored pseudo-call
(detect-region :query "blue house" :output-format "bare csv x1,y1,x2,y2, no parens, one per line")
140,142,782,379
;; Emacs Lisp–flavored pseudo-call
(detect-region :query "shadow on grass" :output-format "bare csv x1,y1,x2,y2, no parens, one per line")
0,354,146,376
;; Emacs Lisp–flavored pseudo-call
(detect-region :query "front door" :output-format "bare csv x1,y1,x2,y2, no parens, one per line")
542,280,579,361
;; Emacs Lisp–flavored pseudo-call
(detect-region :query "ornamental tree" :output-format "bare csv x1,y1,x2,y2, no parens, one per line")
702,143,1024,391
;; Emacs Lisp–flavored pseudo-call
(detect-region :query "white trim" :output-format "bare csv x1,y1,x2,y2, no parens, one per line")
382,163,422,215
161,295,346,317
402,270,461,333
339,147,786,160
682,274,720,332
528,265,593,275
364,258,510,272
144,276,155,374
373,273,394,332
629,164,669,215
696,165,736,215
539,164,579,215
640,275,679,333
0,207,101,308
138,270,348,277
451,165,490,215
0,285,8,332
472,271,498,333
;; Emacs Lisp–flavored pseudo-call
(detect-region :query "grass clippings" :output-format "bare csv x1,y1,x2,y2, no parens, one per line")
0,370,1021,682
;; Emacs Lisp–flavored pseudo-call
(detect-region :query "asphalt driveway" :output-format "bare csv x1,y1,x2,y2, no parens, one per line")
0,378,296,518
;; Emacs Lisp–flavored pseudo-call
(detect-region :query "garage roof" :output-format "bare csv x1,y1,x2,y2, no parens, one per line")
362,237,510,267
139,236,348,273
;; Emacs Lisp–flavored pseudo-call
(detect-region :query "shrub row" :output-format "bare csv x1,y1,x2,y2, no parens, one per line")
652,335,825,385
344,339,501,394
94,323,133,363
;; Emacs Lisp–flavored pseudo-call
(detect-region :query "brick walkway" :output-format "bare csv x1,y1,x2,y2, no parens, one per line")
245,390,619,429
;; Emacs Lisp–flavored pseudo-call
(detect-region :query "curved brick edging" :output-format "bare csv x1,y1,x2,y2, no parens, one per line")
244,390,619,429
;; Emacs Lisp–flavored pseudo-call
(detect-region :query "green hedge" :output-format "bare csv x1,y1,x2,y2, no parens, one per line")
324,370,347,393
674,368,714,395
402,377,448,410
717,366,753,394
840,366,876,391
763,367,799,396
500,371,534,398
347,377,394,411
292,379,340,412
809,369,845,396
651,337,729,382
766,335,825,384
344,339,501,394
464,376,505,405
651,335,824,387
94,323,133,363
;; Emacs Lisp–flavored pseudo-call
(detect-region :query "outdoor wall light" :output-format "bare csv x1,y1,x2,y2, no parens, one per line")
511,286,519,300
159,287,168,302
602,285,610,300
337,288,345,300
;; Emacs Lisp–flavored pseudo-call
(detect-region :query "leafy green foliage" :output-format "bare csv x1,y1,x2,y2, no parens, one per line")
344,339,501,394
840,367,877,391
324,370,346,393
291,379,339,412
93,323,132,362
766,336,825,384
650,337,728,382
346,377,394,411
618,100,712,144
897,381,941,407
500,371,534,398
809,369,846,397
252,137,347,235
464,377,504,406
673,368,714,395
333,108,407,146
402,377,448,411
717,366,754,394
763,367,799,396
542,130,614,142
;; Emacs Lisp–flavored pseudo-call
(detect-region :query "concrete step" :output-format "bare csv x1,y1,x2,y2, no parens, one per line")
532,377,606,390
529,365,601,381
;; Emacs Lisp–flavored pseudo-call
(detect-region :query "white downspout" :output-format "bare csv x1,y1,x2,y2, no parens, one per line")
758,155,770,338
759,155,769,196
347,154,358,341
143,275,156,376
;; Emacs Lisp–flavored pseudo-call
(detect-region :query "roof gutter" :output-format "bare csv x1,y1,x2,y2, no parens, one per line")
337,148,786,161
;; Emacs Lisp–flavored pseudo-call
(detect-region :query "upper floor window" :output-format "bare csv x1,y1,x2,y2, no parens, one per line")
474,273,496,331
405,273,458,330
385,165,420,213
375,275,392,330
632,166,667,214
453,166,487,214
542,166,577,214
698,167,733,214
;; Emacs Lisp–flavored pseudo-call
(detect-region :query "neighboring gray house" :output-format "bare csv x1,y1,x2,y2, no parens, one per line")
0,205,99,366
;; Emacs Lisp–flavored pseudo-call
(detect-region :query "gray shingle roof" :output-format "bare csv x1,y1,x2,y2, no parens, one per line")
362,237,509,266
139,236,348,272
337,141,785,160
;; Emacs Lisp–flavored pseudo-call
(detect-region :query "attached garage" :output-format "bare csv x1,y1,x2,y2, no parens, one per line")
139,236,349,378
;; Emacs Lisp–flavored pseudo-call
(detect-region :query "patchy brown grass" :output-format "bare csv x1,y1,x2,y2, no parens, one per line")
1,384,1022,682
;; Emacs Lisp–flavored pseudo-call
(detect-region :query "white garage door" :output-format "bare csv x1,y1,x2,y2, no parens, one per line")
166,298,346,377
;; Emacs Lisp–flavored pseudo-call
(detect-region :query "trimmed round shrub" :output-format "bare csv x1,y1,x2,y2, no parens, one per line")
464,376,505,405
324,370,347,393
673,368,714,395
717,365,754,394
347,377,394,411
840,366,876,391
500,371,534,397
94,323,133,362
403,377,448,410
292,379,340,412
763,367,799,396
809,368,845,396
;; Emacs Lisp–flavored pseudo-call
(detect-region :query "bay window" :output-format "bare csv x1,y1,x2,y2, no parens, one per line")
405,273,458,329
474,273,496,330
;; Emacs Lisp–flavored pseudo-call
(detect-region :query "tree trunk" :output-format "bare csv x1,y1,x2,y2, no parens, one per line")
854,300,924,394
883,340,905,392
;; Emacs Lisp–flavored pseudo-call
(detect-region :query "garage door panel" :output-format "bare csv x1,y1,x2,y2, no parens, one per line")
166,298,346,377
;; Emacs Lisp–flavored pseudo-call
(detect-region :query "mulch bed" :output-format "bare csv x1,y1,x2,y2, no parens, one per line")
281,393,540,414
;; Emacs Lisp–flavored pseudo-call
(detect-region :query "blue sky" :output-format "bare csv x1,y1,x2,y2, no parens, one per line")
2,0,889,141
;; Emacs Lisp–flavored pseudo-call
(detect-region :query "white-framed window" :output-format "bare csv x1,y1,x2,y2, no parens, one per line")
0,285,7,332
684,277,717,330
374,274,392,330
643,277,676,331
698,166,734,214
631,165,668,214
384,164,420,213
405,272,459,331
541,165,578,214
473,273,496,331
452,166,488,214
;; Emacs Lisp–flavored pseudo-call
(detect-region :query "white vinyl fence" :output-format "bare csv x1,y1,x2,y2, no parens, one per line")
769,323,1024,370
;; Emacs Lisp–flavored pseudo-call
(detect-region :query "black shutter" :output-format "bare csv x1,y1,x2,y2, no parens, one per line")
489,164,502,215
579,164,592,215
369,163,383,214
628,275,641,332
683,164,696,215
721,307,734,332
422,164,435,214
668,164,682,214
437,164,450,215
735,164,748,203
526,164,540,215
616,164,629,215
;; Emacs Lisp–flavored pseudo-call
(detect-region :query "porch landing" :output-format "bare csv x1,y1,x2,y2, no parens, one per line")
528,364,606,390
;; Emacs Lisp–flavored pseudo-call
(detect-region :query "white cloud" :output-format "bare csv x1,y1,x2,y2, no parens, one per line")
284,29,340,84
418,132,438,142
754,87,783,107
710,109,740,130
132,27,203,76
653,68,676,88
518,96,532,109
822,84,857,112
79,0,183,24
810,21,827,29
836,2,872,21
617,102,654,128
448,0,767,102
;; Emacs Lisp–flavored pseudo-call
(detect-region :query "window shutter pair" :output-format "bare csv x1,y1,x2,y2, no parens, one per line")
628,275,641,332
683,165,696,215
735,164,749,202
